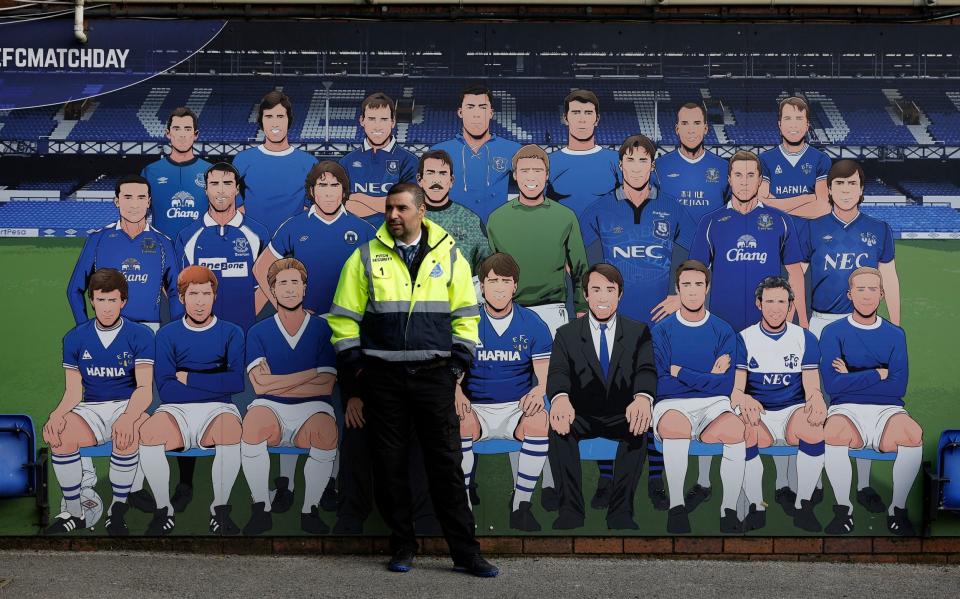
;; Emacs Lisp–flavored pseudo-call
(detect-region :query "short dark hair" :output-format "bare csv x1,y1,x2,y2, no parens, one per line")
205,162,245,197
418,150,454,180
88,268,128,301
459,83,494,107
674,260,711,289
258,90,294,129
755,276,794,302
166,107,198,132
478,253,520,285
582,263,624,296
387,182,425,208
564,89,600,116
361,92,395,120
778,96,809,120
618,134,656,161
305,161,350,204
115,174,151,198
728,150,762,177
827,159,865,207
676,102,707,123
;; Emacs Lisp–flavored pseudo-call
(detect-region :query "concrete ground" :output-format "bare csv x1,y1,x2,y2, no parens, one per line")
0,552,957,598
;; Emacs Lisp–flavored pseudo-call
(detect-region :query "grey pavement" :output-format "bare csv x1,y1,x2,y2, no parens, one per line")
0,551,957,598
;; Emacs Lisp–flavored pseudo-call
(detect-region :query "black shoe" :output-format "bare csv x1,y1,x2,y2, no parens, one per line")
857,486,887,514
105,502,130,536
648,477,669,511
591,477,612,510
811,486,825,506
887,507,916,536
146,507,175,536
742,503,766,532
683,484,712,514
320,478,339,512
271,476,295,514
793,499,823,533
209,504,240,536
301,505,330,535
414,516,443,537
170,483,194,514
45,512,86,535
387,549,416,573
243,501,273,535
468,481,481,507
540,486,560,512
666,505,690,534
720,508,743,534
127,488,156,513
552,511,584,530
775,486,798,517
825,504,854,535
453,554,499,578
607,512,639,530
510,501,542,532
332,515,364,535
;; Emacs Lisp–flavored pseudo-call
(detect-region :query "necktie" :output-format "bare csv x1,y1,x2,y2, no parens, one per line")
599,323,610,380
398,244,415,268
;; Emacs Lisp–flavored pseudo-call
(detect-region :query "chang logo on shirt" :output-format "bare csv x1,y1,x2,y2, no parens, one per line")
120,258,149,283
167,191,200,220
726,235,768,264
233,238,250,256
611,245,665,260
198,257,249,278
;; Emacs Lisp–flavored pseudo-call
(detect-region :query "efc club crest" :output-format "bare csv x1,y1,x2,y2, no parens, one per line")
512,334,529,352
141,236,157,253
757,213,774,231
429,263,444,278
705,167,720,183
801,162,814,175
861,231,878,247
195,172,206,189
493,157,507,172
117,351,133,368
233,238,250,256
344,230,358,244
654,219,670,239
784,353,800,369
386,160,399,174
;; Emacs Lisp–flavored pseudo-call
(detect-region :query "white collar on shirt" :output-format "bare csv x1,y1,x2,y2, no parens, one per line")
183,315,218,332
676,310,711,327
308,204,346,225
94,318,124,349
560,145,603,156
847,314,883,330
273,313,311,350
677,150,707,165
363,137,397,153
396,231,422,249
203,211,243,228
257,145,295,157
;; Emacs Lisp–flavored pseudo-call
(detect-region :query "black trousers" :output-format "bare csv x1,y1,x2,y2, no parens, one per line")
363,362,479,560
548,412,647,520
337,425,437,526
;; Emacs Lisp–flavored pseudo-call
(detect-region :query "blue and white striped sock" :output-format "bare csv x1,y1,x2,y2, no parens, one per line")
460,437,475,508
514,436,548,511
646,430,664,480
109,451,139,511
52,450,83,517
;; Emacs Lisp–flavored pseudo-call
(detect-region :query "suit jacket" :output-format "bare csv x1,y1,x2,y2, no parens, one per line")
546,314,657,418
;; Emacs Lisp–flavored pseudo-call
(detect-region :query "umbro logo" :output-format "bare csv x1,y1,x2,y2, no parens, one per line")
352,161,363,168
667,173,680,178
82,350,93,360
157,177,169,184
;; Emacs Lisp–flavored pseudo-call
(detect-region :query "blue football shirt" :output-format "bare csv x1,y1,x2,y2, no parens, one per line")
62,317,155,402
819,316,908,407
141,155,211,237
799,211,895,314
154,316,246,404
430,134,522,224
580,185,696,325
464,305,552,404
339,138,418,227
652,311,736,402
176,212,270,331
689,203,803,333
759,144,830,199
736,322,819,411
232,145,317,234
268,206,376,315
547,146,620,217
245,313,337,405
654,149,729,224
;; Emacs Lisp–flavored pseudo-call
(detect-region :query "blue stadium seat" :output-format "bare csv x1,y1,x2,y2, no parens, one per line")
473,437,618,460
653,438,896,462
0,415,49,527
923,429,960,535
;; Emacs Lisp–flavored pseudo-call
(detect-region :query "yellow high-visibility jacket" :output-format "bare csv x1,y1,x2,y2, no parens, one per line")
329,217,480,371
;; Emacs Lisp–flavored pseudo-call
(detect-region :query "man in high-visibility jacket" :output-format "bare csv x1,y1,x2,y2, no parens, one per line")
329,182,499,578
